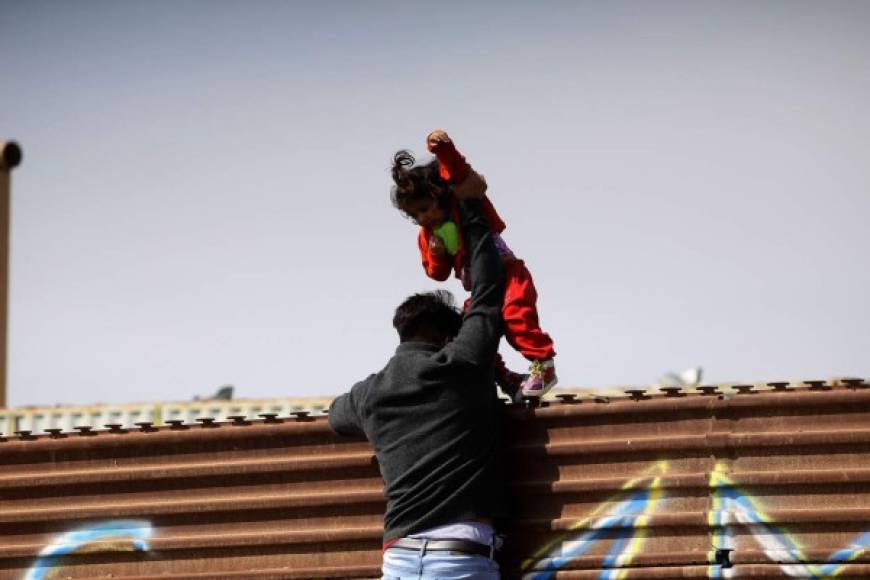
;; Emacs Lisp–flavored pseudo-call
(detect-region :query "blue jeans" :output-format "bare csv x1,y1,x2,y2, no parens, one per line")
382,544,500,579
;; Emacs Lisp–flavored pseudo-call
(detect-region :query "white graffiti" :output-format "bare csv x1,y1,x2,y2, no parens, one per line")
24,520,153,580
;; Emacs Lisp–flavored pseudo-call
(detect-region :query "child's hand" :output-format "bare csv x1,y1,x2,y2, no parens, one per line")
451,168,487,200
428,233,447,256
426,129,452,153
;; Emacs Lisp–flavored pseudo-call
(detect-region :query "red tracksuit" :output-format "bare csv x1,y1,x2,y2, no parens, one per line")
418,138,556,362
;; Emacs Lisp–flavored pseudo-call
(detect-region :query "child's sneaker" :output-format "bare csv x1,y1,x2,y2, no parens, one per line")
520,359,558,397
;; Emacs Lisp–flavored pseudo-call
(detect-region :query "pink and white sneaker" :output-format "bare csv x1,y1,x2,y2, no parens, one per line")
520,359,558,397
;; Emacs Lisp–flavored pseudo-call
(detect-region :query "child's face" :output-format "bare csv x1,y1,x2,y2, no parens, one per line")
403,198,447,230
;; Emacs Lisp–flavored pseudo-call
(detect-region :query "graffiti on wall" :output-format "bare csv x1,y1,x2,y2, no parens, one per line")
522,461,668,580
24,520,153,580
522,463,870,579
708,465,870,579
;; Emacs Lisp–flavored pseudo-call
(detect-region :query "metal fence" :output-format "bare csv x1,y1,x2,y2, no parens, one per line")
0,378,868,579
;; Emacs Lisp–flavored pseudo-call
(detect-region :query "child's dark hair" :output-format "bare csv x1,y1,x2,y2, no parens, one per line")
390,150,452,217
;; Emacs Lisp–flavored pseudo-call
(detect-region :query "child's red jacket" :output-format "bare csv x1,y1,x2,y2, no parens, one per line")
417,197,506,281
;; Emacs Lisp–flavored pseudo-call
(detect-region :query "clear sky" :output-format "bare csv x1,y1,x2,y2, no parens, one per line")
2,0,868,408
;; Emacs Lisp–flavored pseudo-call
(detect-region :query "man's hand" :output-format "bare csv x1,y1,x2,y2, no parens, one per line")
428,233,447,256
451,168,487,200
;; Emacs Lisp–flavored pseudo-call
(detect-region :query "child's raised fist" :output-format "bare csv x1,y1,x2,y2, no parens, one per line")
426,129,469,184
426,129,452,153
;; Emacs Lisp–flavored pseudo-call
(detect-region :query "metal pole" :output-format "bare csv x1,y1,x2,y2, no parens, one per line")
0,141,22,409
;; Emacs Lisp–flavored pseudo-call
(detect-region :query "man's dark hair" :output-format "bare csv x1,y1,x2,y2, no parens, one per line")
393,290,462,343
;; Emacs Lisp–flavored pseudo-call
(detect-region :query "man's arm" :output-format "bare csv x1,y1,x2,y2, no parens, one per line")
445,191,505,365
328,376,371,436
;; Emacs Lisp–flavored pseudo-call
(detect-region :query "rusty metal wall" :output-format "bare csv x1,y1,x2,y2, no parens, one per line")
0,379,868,579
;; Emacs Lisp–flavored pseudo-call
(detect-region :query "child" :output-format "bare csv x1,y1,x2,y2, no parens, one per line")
390,130,557,397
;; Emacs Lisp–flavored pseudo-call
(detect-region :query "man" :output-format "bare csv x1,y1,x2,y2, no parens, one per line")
329,170,507,579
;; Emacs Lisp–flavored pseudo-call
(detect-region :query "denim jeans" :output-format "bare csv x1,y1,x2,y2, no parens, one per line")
382,543,500,579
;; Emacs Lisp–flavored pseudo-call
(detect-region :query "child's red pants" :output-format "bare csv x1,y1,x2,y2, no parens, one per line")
465,259,556,362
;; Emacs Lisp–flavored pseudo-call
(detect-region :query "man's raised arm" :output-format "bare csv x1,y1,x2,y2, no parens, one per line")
447,172,505,365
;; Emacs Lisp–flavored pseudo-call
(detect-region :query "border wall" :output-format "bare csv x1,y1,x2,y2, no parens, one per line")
1,378,868,579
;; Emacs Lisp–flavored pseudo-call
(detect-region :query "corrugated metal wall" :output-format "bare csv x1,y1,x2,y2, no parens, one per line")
0,379,867,579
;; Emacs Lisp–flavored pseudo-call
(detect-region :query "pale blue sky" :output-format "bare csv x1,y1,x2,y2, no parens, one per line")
2,0,868,407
